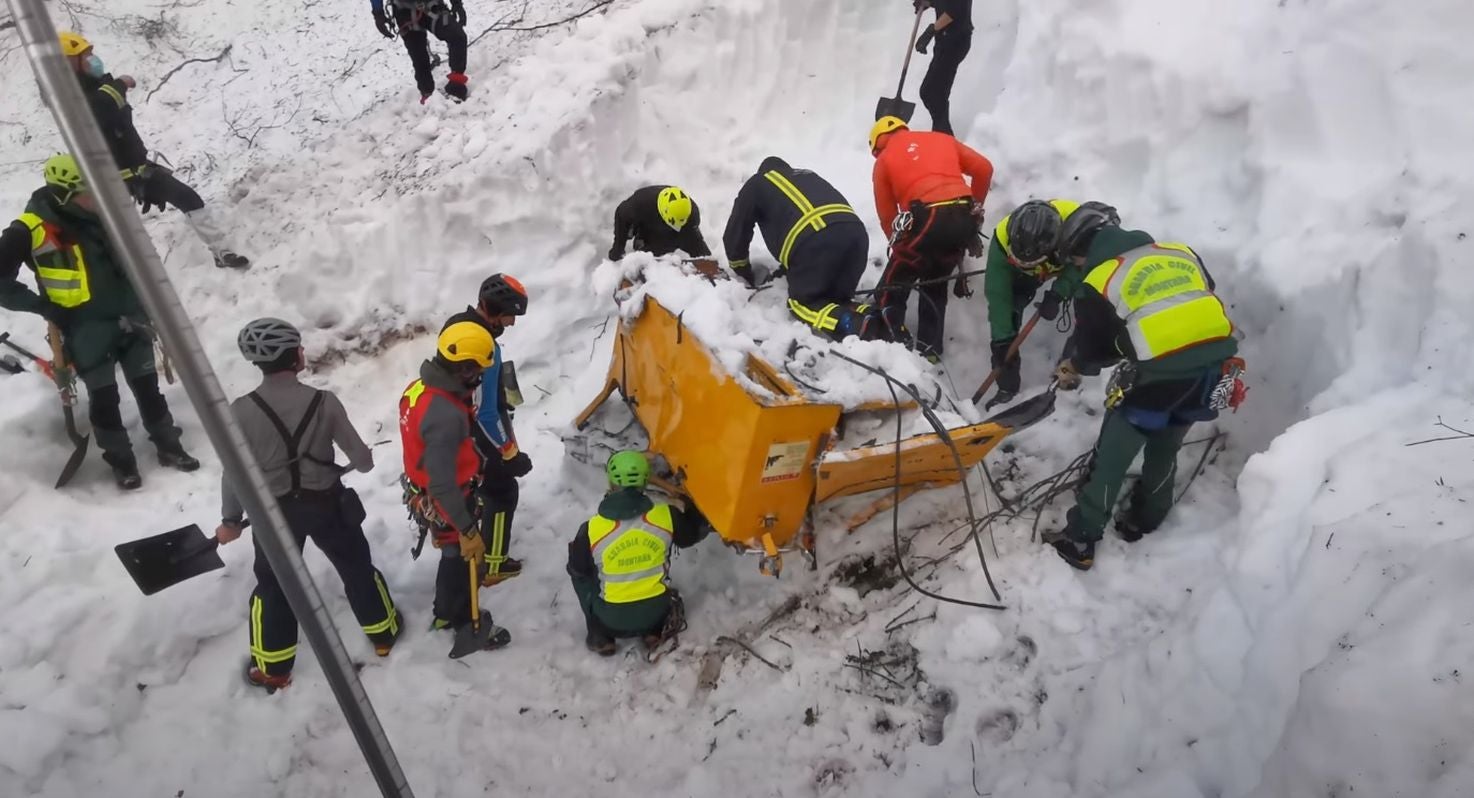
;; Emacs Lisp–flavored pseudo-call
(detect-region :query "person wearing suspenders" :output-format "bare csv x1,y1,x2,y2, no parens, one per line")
216,318,401,693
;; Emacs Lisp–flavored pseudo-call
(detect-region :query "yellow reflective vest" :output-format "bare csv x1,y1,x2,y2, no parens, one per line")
587,504,675,604
1083,242,1233,360
16,212,91,308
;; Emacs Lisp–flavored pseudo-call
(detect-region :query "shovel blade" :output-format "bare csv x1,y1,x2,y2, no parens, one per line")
449,622,495,659
115,524,224,596
982,389,1058,433
54,434,90,489
874,96,916,123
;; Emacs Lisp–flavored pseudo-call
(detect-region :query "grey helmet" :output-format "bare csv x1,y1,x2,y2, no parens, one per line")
1055,201,1122,262
238,317,302,363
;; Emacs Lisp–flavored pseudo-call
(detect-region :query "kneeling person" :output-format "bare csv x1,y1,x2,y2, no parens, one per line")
567,451,709,657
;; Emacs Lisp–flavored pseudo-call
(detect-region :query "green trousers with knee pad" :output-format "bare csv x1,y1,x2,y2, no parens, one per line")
66,317,180,457
1065,410,1192,543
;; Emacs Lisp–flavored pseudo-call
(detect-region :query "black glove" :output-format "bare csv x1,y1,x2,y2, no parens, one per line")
373,9,397,38
450,0,466,26
607,245,624,262
503,451,532,478
1037,290,1062,321
730,262,759,289
953,276,973,299
916,25,936,54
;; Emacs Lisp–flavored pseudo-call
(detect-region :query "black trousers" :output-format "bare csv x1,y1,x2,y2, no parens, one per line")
786,223,871,336
138,169,205,213
478,461,519,575
249,490,399,676
920,32,972,136
877,202,976,357
399,13,468,95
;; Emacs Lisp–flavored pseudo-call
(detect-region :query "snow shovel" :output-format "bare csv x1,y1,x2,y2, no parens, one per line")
875,8,927,122
114,523,225,596
449,559,494,659
0,330,91,487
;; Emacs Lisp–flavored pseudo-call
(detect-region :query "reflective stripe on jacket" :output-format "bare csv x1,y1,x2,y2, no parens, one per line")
587,504,674,603
17,212,90,308
1082,242,1233,361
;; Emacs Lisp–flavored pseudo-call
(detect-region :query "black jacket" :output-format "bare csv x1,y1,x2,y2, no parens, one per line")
723,156,863,270
82,73,149,171
930,0,973,35
609,185,710,261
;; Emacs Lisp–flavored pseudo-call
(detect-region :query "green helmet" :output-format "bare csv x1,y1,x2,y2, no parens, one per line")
606,450,650,489
44,154,85,193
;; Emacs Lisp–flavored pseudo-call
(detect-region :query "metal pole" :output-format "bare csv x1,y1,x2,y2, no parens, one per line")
6,3,415,796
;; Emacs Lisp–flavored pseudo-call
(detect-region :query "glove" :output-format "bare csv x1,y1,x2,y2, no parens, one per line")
1037,290,1062,321
373,9,397,38
450,0,466,26
953,276,973,299
607,245,624,262
730,262,759,288
459,530,486,563
1054,358,1082,391
916,25,936,54
503,451,533,478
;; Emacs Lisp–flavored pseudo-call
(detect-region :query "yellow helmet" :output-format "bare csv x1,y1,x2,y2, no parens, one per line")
44,153,86,192
869,116,908,154
436,321,495,368
58,31,92,58
656,186,693,231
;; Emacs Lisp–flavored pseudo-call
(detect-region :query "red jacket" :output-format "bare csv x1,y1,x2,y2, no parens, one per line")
872,130,994,233
399,376,480,533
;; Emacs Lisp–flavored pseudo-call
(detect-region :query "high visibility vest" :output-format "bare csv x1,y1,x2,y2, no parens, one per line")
587,504,674,604
761,170,858,268
399,379,480,491
993,198,1080,276
1083,243,1233,361
16,212,91,308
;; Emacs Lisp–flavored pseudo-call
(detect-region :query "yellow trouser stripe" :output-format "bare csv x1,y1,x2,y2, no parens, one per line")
779,204,857,267
250,596,298,670
483,511,507,572
788,299,841,332
362,573,399,635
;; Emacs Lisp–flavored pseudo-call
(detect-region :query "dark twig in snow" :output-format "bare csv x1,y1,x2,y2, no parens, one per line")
1405,417,1474,447
970,742,989,797
146,44,232,103
842,661,906,689
714,635,783,672
471,0,614,45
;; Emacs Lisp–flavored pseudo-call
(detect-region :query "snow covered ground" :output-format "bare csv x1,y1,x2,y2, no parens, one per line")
2,0,1473,796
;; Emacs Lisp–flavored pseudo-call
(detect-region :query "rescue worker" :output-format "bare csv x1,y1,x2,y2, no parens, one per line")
723,156,877,339
608,185,712,262
1042,216,1243,570
983,200,1120,408
567,451,710,657
56,32,249,269
868,116,994,362
0,155,200,489
442,273,533,585
370,0,470,102
216,319,401,693
399,322,511,647
913,0,974,136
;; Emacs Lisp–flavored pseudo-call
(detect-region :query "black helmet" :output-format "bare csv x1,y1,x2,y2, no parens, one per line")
1056,201,1122,262
1005,200,1063,266
478,273,528,316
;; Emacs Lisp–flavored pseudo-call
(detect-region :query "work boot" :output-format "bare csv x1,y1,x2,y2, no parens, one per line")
372,611,406,657
481,556,523,587
1041,529,1094,571
434,609,491,632
243,660,291,694
214,251,250,270
444,72,469,102
1115,510,1157,543
586,632,616,657
419,92,433,105
984,389,1017,411
156,441,201,473
104,451,142,491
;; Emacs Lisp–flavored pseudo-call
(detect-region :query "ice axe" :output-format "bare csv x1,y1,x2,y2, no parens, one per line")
875,7,927,122
0,328,91,487
970,308,1044,406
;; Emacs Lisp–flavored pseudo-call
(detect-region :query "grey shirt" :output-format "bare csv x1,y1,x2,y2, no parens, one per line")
221,371,374,520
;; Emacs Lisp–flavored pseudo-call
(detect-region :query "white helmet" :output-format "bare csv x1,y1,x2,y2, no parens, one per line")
237,318,302,363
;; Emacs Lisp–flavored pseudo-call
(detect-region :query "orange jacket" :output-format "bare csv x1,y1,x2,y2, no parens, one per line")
871,130,994,233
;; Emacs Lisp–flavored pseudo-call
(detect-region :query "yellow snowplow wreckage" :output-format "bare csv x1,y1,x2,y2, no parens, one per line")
572,296,1051,576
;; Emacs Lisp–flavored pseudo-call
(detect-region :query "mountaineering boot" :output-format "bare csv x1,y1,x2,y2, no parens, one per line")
1115,509,1157,543
420,92,433,105
104,451,143,491
156,441,201,472
481,556,523,587
444,72,469,102
214,251,250,270
984,389,1017,411
1041,529,1094,571
587,632,616,657
243,659,291,694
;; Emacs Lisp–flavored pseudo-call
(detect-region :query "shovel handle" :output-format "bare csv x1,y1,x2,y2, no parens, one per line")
971,308,1043,404
895,8,927,95
467,558,480,630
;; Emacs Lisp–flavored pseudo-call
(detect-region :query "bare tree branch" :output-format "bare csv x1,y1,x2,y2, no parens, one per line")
145,43,232,103
470,0,612,46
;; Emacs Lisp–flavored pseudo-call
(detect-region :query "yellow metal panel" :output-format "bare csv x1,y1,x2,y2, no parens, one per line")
814,422,1009,503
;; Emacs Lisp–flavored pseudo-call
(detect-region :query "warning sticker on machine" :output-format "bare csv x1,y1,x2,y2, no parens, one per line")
761,441,810,483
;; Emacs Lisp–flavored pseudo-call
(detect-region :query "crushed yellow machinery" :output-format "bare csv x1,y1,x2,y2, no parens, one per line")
571,295,1053,576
